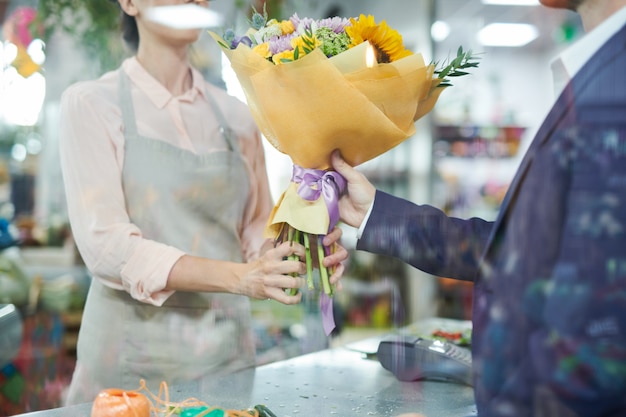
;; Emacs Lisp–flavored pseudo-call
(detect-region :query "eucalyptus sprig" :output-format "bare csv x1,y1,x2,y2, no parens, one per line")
433,46,481,87
248,3,268,30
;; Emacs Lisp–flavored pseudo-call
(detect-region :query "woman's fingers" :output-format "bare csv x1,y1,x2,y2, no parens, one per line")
267,283,303,305
322,241,348,268
323,226,342,245
254,237,347,303
328,262,344,290
273,240,306,262
251,241,305,304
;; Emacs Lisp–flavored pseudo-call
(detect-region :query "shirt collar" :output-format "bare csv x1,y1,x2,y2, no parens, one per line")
122,57,206,109
551,5,626,95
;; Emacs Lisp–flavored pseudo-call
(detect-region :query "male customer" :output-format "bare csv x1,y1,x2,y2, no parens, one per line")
331,0,626,416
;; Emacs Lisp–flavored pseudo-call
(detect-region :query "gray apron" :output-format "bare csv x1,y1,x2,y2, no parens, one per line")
65,71,255,404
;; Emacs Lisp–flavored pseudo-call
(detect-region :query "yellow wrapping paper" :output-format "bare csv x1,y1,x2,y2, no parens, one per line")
268,182,330,236
210,32,446,236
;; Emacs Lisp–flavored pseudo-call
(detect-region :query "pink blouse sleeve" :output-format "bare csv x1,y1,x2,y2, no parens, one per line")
59,80,184,306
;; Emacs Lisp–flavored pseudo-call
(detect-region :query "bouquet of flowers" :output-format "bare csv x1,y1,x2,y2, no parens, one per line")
210,6,478,333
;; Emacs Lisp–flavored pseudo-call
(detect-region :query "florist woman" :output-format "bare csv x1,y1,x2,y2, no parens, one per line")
59,0,346,404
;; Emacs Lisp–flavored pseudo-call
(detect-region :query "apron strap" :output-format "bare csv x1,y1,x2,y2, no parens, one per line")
119,67,239,154
204,87,240,153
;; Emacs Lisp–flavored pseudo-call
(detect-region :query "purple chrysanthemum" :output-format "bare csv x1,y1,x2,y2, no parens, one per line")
289,13,302,29
317,17,351,33
290,13,316,33
268,32,298,55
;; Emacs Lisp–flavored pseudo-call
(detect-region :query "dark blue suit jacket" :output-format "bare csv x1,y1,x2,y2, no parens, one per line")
358,23,626,417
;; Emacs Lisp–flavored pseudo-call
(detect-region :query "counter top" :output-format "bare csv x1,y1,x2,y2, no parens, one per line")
18,345,476,417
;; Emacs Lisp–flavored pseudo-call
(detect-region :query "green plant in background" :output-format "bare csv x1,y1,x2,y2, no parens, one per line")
32,0,293,74
34,0,283,72
34,0,127,73
242,0,285,21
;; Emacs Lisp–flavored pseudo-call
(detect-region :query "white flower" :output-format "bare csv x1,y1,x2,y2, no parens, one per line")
253,20,283,44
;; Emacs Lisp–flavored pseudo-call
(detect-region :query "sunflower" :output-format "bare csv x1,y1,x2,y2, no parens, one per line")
346,14,413,63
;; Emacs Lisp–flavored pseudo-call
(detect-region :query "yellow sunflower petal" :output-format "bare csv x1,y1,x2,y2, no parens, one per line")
346,14,412,62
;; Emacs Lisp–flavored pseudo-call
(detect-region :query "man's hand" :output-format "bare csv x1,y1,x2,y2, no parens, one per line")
331,150,376,229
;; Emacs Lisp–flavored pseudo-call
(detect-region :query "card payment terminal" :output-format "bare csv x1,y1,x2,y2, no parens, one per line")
377,334,473,386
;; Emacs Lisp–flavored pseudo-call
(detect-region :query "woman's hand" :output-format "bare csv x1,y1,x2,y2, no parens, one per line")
236,241,306,304
331,150,376,229
322,226,348,291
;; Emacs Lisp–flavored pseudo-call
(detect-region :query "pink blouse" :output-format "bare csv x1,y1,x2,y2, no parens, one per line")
59,57,273,306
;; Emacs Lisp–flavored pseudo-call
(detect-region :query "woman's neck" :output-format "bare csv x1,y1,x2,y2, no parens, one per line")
136,44,193,96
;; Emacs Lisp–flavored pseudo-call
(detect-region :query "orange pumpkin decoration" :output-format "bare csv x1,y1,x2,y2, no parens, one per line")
91,388,152,417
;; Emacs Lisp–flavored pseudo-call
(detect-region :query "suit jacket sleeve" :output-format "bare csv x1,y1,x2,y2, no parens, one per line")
357,190,493,281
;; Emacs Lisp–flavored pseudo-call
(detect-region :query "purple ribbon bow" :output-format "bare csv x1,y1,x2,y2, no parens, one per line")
291,165,347,233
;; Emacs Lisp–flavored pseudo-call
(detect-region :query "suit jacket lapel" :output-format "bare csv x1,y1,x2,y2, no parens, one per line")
481,22,626,258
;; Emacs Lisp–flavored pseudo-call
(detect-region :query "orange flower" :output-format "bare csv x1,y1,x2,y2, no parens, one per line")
91,388,151,417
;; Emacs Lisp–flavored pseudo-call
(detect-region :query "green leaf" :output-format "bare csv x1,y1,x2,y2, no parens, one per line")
432,46,482,87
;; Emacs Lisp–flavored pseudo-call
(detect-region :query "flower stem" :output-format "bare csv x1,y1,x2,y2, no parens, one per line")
317,235,332,296
325,241,336,275
303,233,314,289
287,224,294,243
